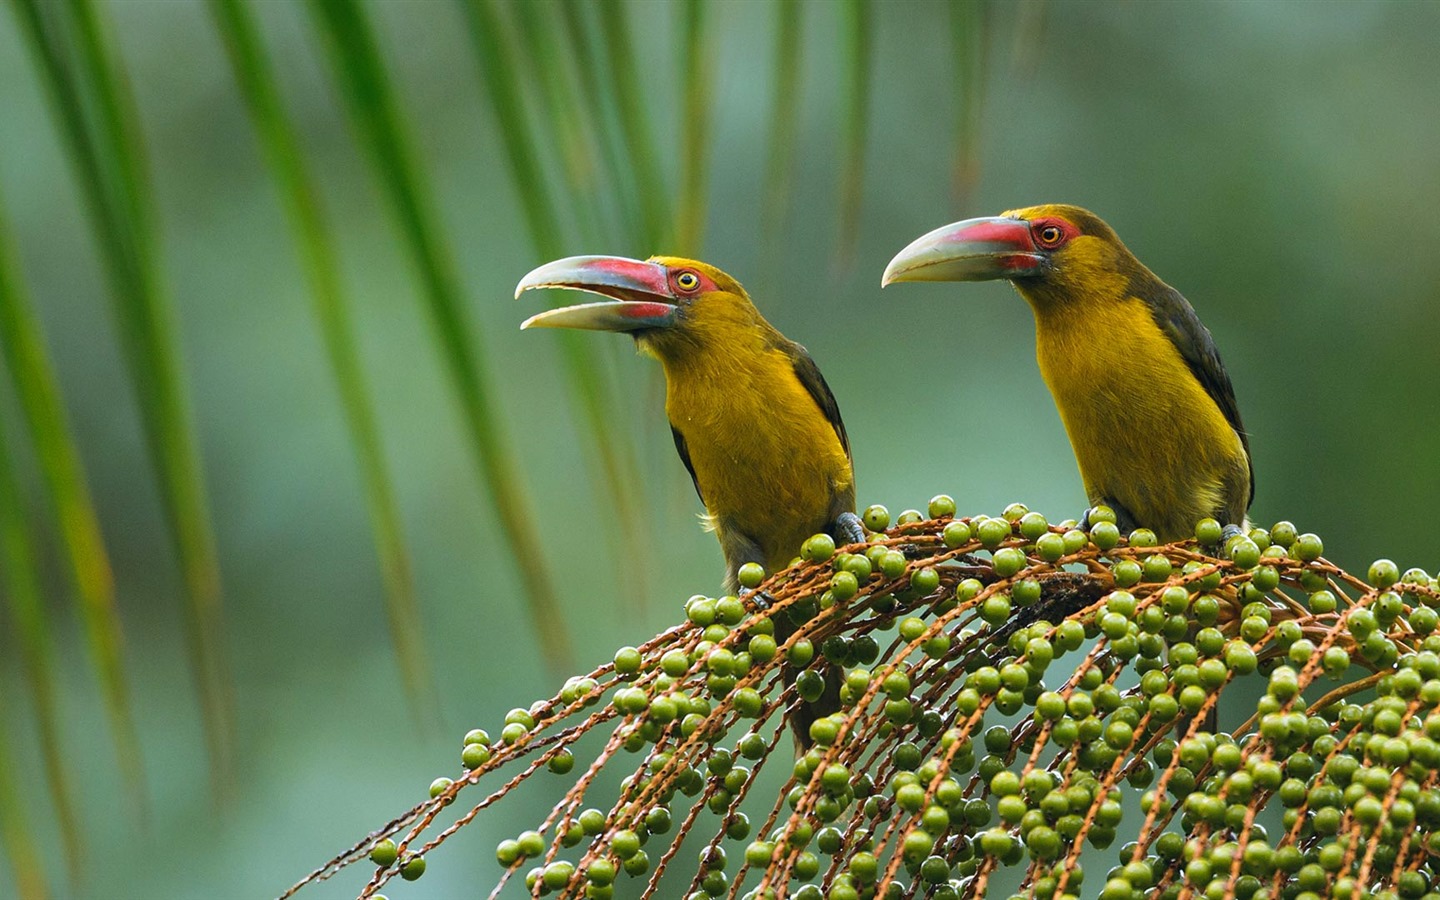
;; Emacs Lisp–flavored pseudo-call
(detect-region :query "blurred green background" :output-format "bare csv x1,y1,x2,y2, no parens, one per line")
0,0,1437,897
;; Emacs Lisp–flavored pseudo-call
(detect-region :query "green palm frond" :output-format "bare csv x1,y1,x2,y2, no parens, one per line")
208,0,438,719
555,1,646,249
306,0,575,671
0,198,86,877
0,704,46,900
761,0,804,250
674,0,713,256
461,0,653,609
508,0,616,245
837,0,873,263
12,0,233,796
950,0,988,205
594,0,671,251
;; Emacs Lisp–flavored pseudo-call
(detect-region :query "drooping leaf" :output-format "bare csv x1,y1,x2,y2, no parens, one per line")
13,0,234,796
208,0,438,719
306,0,574,671
507,0,613,245
949,0,989,206
761,0,803,265
673,0,712,256
0,197,88,877
836,0,873,263
553,0,645,250
593,0,671,251
0,697,47,900
461,0,652,608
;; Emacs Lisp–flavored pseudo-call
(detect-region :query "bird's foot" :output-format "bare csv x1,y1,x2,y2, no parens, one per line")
1219,523,1247,558
739,587,777,611
833,511,866,546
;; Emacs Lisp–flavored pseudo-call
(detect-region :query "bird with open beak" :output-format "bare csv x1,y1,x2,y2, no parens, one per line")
884,204,1252,543
518,255,864,745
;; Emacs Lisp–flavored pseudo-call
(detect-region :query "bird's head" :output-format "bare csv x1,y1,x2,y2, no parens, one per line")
882,204,1143,309
516,255,761,358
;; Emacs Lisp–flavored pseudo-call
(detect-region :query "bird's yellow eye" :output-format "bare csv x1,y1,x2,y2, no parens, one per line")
675,271,700,292
1035,223,1066,248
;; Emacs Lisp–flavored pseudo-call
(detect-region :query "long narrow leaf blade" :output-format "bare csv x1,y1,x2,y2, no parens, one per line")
836,0,872,263
594,0,671,250
208,0,438,719
461,0,652,610
60,0,234,792
761,0,803,247
508,0,611,245
19,0,236,791
674,0,712,255
0,199,87,877
0,702,47,900
307,0,575,671
949,0,988,206
554,1,644,249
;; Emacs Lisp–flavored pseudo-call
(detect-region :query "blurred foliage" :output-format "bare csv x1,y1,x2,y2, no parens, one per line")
0,1,1436,897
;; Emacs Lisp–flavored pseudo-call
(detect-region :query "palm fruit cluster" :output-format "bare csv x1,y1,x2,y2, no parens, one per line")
288,500,1440,900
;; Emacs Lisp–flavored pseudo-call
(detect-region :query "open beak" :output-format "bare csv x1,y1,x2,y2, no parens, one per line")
881,216,1046,286
516,255,679,332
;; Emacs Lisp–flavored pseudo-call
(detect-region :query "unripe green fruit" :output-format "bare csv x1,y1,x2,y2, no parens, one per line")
737,562,765,589
928,494,956,519
370,838,399,868
802,533,835,562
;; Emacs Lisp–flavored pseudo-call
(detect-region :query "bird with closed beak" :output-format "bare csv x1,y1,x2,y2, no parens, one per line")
884,204,1252,543
517,255,863,745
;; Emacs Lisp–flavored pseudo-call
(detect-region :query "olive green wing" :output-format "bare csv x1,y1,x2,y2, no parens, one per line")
786,341,851,461
1149,286,1255,507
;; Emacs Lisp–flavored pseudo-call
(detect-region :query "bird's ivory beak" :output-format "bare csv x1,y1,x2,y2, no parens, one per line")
881,217,1045,286
516,255,679,332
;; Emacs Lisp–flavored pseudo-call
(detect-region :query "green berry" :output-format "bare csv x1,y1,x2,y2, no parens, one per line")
1370,558,1400,588
977,516,1011,549
910,566,941,595
1229,538,1261,569
1036,532,1067,562
370,838,399,868
862,505,890,531
496,839,523,866
993,547,1027,578
1090,521,1120,550
928,494,957,519
802,533,836,562
831,570,859,601
614,646,642,675
1019,511,1050,540
943,519,973,547
1195,518,1223,545
542,860,575,889
737,563,765,589
462,743,491,769
400,855,426,880
463,728,490,746
548,749,575,774
1293,533,1324,562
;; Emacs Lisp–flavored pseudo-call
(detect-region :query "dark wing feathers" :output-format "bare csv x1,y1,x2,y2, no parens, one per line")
785,341,851,460
671,426,704,505
1147,285,1255,507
